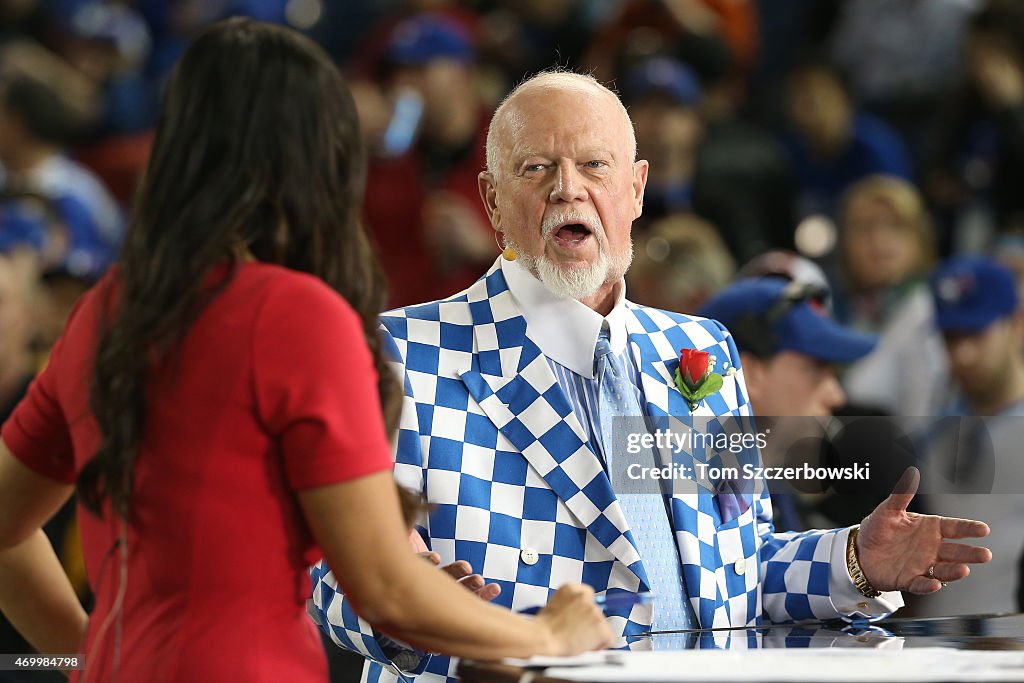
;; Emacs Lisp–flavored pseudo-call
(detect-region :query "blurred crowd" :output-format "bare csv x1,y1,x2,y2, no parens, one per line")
3,0,1024,672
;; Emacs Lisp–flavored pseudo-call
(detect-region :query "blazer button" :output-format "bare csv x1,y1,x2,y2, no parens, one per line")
521,548,539,565
733,558,746,575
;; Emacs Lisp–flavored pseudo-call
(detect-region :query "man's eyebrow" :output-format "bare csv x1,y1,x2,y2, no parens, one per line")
513,150,546,163
512,149,618,165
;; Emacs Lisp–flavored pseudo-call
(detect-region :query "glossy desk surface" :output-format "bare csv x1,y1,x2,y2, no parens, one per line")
458,613,1024,683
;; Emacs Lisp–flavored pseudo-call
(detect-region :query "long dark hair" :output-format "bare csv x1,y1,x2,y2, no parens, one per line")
78,18,401,518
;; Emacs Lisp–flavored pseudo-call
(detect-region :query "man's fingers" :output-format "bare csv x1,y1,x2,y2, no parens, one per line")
880,467,920,513
418,551,441,566
441,560,473,579
937,516,990,539
937,542,993,564
931,563,971,582
907,575,943,595
476,583,502,602
457,573,486,591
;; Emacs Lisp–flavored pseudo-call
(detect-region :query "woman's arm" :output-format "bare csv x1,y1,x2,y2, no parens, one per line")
299,471,612,661
0,443,88,654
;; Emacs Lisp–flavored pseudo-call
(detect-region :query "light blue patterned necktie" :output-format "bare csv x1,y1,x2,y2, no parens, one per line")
595,326,696,631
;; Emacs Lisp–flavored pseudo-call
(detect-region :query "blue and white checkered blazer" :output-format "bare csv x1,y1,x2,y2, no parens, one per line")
309,259,890,683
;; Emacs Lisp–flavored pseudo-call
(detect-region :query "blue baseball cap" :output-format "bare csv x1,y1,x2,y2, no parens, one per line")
0,199,48,253
71,3,152,65
930,255,1019,333
698,278,878,363
388,15,474,66
622,57,702,107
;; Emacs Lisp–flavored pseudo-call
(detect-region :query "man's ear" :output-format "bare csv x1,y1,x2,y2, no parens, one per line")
632,159,649,220
739,351,765,403
1010,312,1024,346
478,171,501,230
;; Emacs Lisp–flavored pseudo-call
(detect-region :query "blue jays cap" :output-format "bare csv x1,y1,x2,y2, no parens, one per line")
622,57,702,107
388,15,474,66
698,278,877,363
930,255,1019,333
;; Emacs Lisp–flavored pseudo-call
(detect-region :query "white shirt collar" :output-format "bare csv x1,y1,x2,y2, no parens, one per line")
500,256,629,379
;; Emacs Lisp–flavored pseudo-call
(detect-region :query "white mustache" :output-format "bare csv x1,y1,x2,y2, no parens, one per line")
540,209,604,240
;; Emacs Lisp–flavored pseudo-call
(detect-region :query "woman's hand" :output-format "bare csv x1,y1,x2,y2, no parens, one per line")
533,585,614,656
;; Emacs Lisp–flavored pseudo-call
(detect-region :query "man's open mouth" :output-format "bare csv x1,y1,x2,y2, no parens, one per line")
551,222,593,249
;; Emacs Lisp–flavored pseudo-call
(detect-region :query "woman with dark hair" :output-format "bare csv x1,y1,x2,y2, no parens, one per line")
0,18,611,683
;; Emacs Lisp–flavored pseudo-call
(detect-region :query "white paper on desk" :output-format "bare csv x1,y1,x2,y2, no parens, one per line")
503,651,612,668
517,648,1024,682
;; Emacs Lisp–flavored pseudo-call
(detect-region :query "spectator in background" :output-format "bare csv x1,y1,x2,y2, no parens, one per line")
621,56,704,222
829,0,979,165
782,57,913,219
929,0,1024,251
0,0,57,50
735,249,833,310
0,207,74,352
990,232,1024,307
690,114,797,265
917,255,1024,616
63,2,156,136
477,0,594,84
343,1,482,84
837,175,948,417
698,277,878,531
0,251,39,420
933,257,1024,418
0,74,122,281
582,0,758,112
362,14,495,307
63,2,158,209
626,213,734,313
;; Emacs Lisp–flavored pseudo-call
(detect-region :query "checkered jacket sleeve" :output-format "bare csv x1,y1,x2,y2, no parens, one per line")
755,488,843,621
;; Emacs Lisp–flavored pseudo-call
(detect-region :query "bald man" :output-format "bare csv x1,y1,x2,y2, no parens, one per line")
309,72,991,683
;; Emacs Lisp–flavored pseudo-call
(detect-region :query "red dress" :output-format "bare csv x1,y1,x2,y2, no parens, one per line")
2,263,395,682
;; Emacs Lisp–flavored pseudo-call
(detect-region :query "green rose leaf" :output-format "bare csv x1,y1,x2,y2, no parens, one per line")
673,367,724,412
691,373,724,401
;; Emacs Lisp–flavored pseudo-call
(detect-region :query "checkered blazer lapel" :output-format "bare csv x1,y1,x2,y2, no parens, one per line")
624,303,722,499
624,301,742,421
623,303,753,627
456,264,650,589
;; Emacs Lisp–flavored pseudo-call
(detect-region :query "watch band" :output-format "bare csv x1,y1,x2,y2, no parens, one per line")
847,526,882,598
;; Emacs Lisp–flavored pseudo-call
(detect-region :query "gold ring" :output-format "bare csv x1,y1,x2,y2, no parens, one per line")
927,566,935,579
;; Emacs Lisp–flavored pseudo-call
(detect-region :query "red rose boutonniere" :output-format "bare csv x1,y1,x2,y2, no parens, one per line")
674,348,725,412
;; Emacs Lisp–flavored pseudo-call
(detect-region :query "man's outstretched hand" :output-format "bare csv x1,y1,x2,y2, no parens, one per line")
857,467,992,594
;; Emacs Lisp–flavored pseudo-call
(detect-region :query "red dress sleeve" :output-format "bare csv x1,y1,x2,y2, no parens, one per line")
252,273,395,491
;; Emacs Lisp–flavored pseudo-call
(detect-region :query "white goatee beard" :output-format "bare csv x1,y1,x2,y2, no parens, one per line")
504,235,633,301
